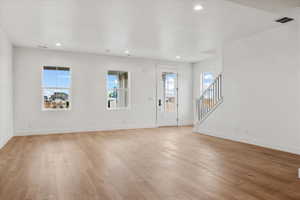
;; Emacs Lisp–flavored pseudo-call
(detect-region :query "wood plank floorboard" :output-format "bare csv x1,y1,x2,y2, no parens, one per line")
0,126,300,200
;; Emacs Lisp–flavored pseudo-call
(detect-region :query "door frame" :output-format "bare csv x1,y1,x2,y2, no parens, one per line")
155,65,179,127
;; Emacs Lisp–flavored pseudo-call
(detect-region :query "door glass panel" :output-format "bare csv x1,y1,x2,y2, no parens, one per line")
163,72,177,112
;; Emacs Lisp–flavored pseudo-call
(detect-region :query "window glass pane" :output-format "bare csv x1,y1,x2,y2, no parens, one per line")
57,68,71,88
108,74,119,90
202,72,214,100
43,89,70,109
43,66,71,88
203,72,214,89
107,71,129,109
43,67,58,88
107,88,117,109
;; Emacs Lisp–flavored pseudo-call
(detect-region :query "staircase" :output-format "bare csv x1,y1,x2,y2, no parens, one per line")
196,73,223,124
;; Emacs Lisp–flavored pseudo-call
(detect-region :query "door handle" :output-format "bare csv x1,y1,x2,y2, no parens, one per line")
158,99,162,106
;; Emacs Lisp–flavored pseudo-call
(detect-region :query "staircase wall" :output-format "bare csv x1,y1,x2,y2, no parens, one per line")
193,21,300,155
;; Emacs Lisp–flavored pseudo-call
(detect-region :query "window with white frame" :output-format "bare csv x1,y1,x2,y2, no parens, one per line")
107,71,129,109
42,66,71,110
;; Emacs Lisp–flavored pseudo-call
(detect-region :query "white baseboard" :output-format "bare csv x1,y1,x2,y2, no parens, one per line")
15,120,194,136
15,124,159,136
195,128,300,155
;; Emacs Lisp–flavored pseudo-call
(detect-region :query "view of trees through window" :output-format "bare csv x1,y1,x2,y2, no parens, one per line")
42,66,71,110
107,71,129,109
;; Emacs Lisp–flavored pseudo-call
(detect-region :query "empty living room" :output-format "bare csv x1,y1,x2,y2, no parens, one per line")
1,0,300,199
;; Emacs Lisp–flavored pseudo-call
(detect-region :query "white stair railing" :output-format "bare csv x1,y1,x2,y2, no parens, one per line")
196,74,223,123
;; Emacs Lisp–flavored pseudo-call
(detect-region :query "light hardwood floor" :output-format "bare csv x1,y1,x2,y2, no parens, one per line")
0,126,300,200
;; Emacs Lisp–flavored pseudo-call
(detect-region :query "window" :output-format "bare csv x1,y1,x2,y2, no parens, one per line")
202,72,214,92
201,72,214,100
42,66,71,110
107,71,129,109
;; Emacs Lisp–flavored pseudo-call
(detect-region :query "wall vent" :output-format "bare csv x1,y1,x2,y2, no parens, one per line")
276,17,294,24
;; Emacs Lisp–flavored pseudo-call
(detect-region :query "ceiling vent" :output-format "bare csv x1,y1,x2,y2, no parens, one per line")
276,17,294,24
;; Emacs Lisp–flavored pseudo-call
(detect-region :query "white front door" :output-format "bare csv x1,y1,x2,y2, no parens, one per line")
157,68,178,126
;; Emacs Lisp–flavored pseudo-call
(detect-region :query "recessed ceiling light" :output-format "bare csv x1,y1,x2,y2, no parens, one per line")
176,56,181,59
125,50,130,55
194,4,203,11
56,43,62,47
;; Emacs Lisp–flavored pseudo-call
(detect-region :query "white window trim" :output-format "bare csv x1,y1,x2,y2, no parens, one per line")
106,70,131,111
41,66,72,111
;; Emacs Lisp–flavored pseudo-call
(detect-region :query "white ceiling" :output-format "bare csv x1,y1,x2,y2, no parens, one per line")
0,0,296,62
226,0,300,12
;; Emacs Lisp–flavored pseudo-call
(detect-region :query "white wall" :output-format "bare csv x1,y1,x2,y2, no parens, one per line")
194,22,300,155
14,47,193,136
0,27,13,148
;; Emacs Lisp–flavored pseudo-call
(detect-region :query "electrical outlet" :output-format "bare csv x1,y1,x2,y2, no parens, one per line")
298,168,300,179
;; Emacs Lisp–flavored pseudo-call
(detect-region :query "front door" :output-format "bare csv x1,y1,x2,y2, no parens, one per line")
157,68,178,126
